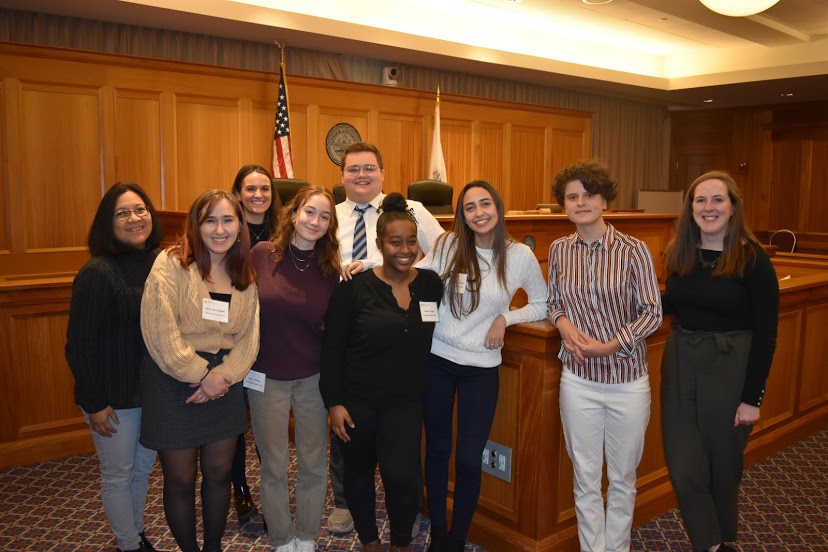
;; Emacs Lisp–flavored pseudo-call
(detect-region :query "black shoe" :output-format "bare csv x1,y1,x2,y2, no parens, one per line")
718,544,738,552
234,492,258,524
139,532,159,552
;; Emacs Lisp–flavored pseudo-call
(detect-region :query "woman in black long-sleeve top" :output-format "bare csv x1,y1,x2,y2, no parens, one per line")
320,193,442,552
66,182,164,552
661,171,779,552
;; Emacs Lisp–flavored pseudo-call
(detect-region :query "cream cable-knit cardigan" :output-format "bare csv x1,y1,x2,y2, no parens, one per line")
140,249,260,385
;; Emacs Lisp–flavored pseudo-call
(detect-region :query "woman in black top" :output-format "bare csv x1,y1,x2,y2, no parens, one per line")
66,182,164,552
661,171,779,552
227,164,280,523
320,193,443,552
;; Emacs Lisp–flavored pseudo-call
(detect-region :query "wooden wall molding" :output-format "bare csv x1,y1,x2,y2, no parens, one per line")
0,42,591,280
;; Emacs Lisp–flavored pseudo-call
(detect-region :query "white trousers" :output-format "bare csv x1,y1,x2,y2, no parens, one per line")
560,370,651,552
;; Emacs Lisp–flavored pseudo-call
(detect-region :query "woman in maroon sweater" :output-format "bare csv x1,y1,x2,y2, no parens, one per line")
248,186,341,552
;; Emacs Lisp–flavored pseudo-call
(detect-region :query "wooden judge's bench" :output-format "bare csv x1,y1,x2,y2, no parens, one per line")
1,212,827,552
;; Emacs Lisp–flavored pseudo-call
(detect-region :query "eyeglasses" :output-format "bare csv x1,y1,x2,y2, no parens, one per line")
113,206,149,221
344,164,379,176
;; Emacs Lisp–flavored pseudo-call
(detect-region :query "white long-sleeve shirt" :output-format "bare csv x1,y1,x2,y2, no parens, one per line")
336,193,445,269
417,235,548,368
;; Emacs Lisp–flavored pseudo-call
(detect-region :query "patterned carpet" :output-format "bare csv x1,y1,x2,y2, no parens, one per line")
0,428,825,551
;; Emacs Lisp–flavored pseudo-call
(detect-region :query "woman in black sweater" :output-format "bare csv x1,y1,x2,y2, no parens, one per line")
66,183,164,552
320,193,443,552
661,171,779,552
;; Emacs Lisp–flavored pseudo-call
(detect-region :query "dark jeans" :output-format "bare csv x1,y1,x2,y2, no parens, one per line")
423,353,499,542
340,397,422,547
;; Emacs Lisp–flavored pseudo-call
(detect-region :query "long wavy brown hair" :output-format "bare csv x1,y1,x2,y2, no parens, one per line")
435,180,512,319
267,186,341,278
663,170,762,278
168,189,255,290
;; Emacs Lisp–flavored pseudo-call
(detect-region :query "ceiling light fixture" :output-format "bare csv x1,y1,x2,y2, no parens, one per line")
698,0,780,17
582,0,614,5
703,99,714,103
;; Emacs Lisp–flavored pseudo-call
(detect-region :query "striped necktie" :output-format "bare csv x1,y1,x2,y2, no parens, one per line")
352,205,369,262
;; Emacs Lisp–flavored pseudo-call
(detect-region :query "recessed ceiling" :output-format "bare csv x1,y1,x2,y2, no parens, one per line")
3,0,827,108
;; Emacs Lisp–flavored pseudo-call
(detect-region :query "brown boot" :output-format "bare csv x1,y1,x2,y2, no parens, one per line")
362,540,383,552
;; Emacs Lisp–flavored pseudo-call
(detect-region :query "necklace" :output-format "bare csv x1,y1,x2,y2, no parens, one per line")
288,243,314,272
249,223,267,242
698,248,720,269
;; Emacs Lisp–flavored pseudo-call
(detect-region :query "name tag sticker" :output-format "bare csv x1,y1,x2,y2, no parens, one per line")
420,301,439,322
243,370,266,392
202,298,229,323
456,273,468,294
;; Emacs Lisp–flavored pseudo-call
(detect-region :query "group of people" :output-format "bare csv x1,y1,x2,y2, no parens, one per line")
66,142,778,552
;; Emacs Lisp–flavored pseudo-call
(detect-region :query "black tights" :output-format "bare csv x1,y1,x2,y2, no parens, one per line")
158,435,238,552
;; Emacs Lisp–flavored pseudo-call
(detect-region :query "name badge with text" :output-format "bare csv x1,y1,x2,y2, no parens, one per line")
455,273,468,294
243,370,266,392
420,301,439,322
202,298,229,323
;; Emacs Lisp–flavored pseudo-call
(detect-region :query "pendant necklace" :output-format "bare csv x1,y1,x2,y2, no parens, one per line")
289,243,314,272
698,248,720,269
249,223,267,242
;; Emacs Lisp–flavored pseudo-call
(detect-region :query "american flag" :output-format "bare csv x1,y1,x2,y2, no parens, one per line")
272,62,294,179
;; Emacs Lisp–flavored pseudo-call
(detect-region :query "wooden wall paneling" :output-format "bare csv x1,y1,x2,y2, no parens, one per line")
799,302,828,411
174,96,241,208
319,110,371,191
251,101,276,174
376,114,425,196
113,90,163,204
477,123,505,192
804,140,828,234
758,308,801,429
20,83,102,253
510,126,546,210
440,119,473,192
549,128,590,198
768,140,804,231
0,79,8,254
476,360,521,522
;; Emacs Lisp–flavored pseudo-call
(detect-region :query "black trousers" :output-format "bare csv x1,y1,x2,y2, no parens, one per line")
340,397,422,547
661,326,753,552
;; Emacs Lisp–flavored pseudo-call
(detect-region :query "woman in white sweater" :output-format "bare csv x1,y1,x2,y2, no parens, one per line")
416,180,547,551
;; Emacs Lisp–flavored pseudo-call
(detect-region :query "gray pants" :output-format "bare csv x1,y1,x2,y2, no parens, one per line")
661,326,753,552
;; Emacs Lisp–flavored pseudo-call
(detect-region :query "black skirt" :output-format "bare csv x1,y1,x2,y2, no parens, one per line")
140,349,247,450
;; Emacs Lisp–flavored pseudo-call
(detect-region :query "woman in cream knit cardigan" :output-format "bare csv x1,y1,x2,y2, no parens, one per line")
140,189,259,552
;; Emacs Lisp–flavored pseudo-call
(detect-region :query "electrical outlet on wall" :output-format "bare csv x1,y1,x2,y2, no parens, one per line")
480,440,512,482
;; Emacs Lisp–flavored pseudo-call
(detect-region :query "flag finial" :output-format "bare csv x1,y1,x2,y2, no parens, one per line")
436,85,441,102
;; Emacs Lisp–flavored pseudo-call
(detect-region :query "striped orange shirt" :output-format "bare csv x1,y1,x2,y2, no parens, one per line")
547,223,662,384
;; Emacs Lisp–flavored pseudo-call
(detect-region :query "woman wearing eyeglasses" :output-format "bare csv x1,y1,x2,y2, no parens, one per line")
140,190,260,552
66,183,164,552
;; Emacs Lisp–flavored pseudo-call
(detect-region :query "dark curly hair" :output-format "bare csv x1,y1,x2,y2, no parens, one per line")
553,160,617,206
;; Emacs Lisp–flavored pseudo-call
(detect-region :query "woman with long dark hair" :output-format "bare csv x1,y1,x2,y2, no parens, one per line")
140,189,259,552
661,171,779,552
417,180,547,551
248,186,341,552
227,163,281,523
66,182,164,552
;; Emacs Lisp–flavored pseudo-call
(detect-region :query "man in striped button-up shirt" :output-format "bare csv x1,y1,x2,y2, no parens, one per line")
547,161,662,552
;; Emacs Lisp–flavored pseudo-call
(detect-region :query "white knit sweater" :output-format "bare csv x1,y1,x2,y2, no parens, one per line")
416,235,548,368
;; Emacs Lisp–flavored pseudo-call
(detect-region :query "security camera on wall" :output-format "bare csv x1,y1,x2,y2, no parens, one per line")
382,66,399,86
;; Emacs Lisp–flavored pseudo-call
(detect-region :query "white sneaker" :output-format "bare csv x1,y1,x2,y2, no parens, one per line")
294,538,317,552
275,540,296,552
412,512,422,539
326,507,354,533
